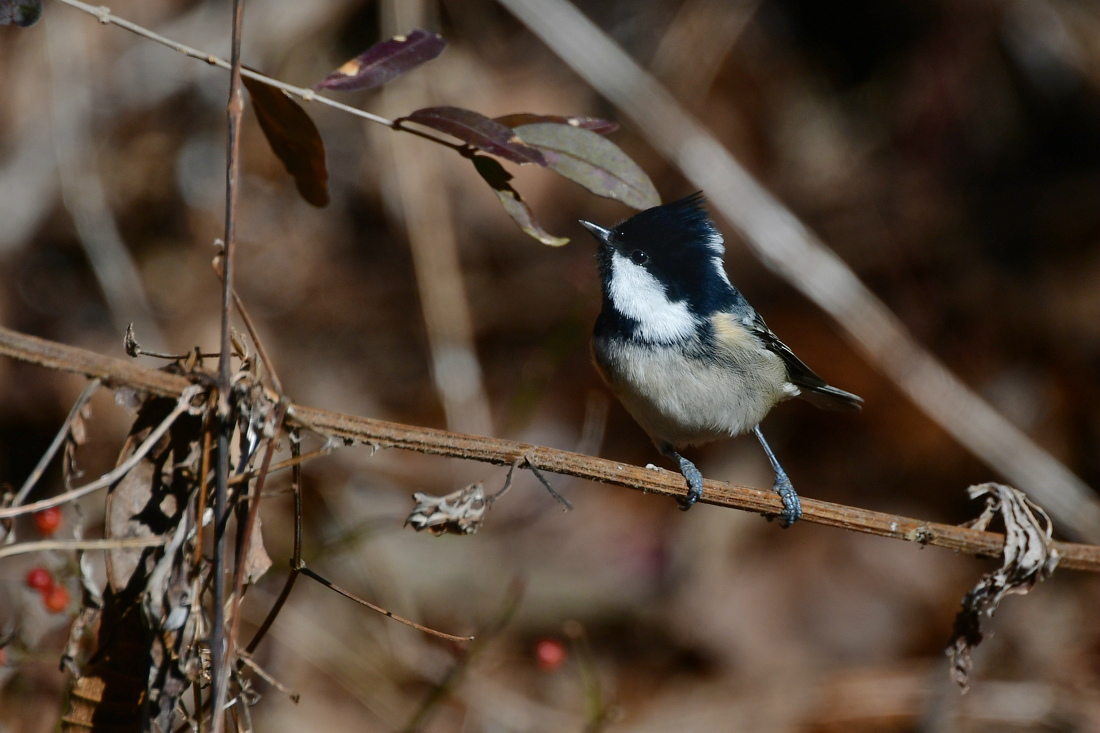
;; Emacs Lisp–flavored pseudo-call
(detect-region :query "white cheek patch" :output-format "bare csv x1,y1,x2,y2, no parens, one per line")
608,252,696,343
711,256,732,287
705,229,725,255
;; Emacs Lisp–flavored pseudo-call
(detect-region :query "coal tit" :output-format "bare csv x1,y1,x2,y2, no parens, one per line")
581,193,861,525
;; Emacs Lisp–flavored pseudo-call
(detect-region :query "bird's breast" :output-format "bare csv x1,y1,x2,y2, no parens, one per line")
592,331,792,448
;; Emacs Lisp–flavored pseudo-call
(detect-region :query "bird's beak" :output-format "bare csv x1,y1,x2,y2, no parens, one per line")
579,220,612,245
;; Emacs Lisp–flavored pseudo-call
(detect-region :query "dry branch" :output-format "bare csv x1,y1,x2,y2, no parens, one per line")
3,325,1100,572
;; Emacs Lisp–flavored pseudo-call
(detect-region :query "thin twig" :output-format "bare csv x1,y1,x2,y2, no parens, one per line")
0,535,167,560
298,565,475,642
0,385,203,519
11,378,100,508
231,291,282,396
211,1,246,730
52,0,471,154
238,652,300,703
226,444,335,488
3,326,1100,572
244,428,305,655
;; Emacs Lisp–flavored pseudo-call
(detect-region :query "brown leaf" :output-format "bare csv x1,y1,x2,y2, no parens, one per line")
406,483,490,536
472,156,569,246
400,107,546,165
315,29,445,92
494,113,619,135
243,75,329,207
513,122,660,210
946,483,1060,692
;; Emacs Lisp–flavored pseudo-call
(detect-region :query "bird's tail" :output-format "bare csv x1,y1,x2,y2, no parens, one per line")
797,383,863,411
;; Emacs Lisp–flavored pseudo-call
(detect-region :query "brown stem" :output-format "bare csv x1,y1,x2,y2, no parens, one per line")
2,324,1100,572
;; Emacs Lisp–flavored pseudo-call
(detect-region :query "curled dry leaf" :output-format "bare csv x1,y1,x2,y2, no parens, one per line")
406,483,491,536
400,107,546,165
946,483,1060,692
472,156,569,246
315,29,445,92
513,122,660,210
243,75,329,207
494,113,619,135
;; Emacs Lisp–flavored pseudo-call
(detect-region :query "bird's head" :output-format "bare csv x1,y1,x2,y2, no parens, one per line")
581,193,735,342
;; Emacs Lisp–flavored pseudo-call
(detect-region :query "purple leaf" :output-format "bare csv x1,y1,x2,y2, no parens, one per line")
243,75,329,207
315,29,445,92
495,113,619,135
513,122,660,210
0,0,42,26
472,156,568,246
400,107,546,166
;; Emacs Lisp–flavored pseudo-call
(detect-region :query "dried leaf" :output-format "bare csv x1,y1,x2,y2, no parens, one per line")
0,0,42,27
315,29,445,92
473,156,569,246
406,483,490,536
946,483,1060,692
513,122,660,210
400,107,546,165
495,113,619,135
243,75,329,207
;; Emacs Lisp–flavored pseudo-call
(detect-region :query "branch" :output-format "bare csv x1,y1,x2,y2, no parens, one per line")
2,325,1100,572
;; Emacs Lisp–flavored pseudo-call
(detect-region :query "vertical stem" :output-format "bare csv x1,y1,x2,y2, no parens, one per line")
212,1,245,731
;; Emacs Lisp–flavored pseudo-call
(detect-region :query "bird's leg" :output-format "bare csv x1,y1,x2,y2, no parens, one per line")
659,443,704,510
752,425,801,527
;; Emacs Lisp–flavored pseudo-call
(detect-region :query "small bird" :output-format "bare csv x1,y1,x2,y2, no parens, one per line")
581,193,861,525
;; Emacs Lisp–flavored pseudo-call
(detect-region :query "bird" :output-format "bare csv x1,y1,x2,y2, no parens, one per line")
580,192,861,526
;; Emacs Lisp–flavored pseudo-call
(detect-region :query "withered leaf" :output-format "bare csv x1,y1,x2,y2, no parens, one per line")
243,75,329,207
495,113,619,135
472,156,569,246
315,29,445,92
946,483,1060,692
400,107,546,166
406,483,490,536
513,122,660,210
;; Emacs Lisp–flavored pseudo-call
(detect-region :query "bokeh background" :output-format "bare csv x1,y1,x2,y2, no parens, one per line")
2,0,1100,730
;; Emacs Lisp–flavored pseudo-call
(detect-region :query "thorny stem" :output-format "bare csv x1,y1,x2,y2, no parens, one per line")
3,327,1100,572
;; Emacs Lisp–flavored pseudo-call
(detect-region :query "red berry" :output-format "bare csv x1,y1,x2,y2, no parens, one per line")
33,507,62,536
43,584,71,614
25,567,54,592
534,638,567,671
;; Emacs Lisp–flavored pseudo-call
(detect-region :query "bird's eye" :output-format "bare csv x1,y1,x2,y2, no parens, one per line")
630,250,649,265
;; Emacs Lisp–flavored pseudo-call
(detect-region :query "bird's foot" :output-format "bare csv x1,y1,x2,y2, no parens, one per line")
676,457,704,511
773,471,801,527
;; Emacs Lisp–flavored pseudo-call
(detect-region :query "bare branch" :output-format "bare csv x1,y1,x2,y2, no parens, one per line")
3,325,1100,572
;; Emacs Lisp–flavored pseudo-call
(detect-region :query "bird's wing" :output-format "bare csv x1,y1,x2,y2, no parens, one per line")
748,312,863,411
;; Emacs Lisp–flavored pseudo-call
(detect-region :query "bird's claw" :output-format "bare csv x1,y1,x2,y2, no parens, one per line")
773,472,801,527
676,459,704,511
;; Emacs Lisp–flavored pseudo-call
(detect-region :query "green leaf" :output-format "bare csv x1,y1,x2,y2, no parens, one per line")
472,156,568,246
513,123,660,210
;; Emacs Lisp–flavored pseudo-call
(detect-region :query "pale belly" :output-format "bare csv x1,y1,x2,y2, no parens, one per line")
593,337,795,448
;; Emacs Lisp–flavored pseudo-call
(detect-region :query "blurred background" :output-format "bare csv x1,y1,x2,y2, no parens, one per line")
2,0,1100,730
